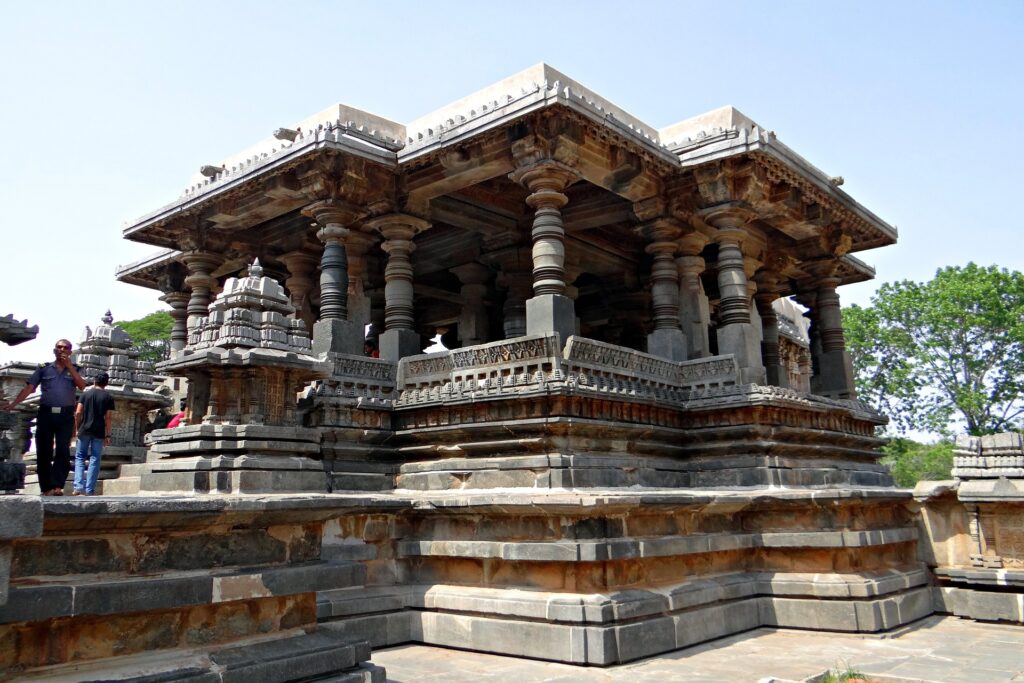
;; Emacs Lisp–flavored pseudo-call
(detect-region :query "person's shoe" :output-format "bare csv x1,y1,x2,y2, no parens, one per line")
51,488,64,496
71,490,83,496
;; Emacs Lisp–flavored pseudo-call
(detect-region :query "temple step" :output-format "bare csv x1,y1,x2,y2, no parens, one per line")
13,629,385,682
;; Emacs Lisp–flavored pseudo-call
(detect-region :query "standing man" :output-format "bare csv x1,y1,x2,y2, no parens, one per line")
0,339,87,495
73,371,115,496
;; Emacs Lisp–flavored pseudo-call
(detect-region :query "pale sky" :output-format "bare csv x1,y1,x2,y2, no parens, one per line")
1,0,1021,365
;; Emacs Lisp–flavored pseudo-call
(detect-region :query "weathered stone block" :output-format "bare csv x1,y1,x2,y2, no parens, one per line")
312,318,364,357
379,328,421,362
0,497,43,540
525,294,575,347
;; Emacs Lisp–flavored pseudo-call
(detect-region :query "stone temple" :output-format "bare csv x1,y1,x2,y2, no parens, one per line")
1,64,1021,680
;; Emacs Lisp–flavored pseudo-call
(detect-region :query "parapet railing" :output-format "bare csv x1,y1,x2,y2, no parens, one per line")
953,432,1024,480
306,353,397,409
394,335,738,408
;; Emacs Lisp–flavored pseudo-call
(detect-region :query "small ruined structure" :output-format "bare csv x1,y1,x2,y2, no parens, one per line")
0,316,37,492
916,432,1024,624
132,260,332,493
72,310,169,482
4,64,996,679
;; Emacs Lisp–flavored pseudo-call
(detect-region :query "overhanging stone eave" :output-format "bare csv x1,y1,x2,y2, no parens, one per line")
675,132,898,251
114,247,180,290
756,140,898,246
840,253,876,281
121,136,399,244
398,95,680,171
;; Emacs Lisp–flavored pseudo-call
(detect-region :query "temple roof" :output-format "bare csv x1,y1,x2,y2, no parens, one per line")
117,64,897,305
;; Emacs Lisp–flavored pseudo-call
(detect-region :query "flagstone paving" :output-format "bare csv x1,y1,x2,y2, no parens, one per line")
372,616,1024,683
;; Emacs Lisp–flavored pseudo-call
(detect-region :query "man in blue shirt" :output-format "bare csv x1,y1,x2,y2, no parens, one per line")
1,339,87,495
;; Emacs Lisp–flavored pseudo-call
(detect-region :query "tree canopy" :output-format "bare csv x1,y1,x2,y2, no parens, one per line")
843,263,1024,436
115,311,173,364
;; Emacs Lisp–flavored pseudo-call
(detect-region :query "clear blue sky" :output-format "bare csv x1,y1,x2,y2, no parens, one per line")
2,0,1021,364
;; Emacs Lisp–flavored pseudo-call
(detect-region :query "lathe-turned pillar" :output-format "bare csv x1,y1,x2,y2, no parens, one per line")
452,262,492,347
302,200,364,356
640,218,685,360
365,213,431,361
159,291,190,356
280,250,320,335
180,251,222,337
509,160,580,346
705,208,765,384
754,273,786,388
676,232,711,359
812,276,856,399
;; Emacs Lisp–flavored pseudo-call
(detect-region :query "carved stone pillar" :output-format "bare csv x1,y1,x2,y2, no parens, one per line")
812,276,856,399
509,160,579,345
499,267,531,339
640,219,685,360
754,274,786,388
345,232,378,333
159,291,190,356
181,251,222,337
280,251,319,335
302,200,364,356
452,262,492,347
365,213,431,361
705,209,765,384
745,256,764,350
676,232,710,360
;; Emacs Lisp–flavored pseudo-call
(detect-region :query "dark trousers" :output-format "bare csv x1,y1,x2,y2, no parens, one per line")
35,407,74,491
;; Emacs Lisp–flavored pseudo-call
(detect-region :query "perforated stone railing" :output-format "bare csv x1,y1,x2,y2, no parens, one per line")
307,353,397,409
953,432,1024,480
394,335,739,408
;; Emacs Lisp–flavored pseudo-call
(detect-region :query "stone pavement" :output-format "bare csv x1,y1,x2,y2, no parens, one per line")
372,616,1024,683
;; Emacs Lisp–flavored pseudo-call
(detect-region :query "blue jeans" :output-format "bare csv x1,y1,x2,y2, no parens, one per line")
73,435,104,494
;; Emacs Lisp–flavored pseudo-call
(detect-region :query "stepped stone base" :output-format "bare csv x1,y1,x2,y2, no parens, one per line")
0,496,385,681
141,424,329,494
318,575,933,665
314,486,931,665
15,630,384,682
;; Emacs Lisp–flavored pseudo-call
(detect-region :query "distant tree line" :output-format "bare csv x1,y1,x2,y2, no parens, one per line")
843,263,1024,485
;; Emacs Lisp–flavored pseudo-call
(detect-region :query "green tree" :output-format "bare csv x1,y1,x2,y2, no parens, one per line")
116,311,173,364
879,437,954,487
843,263,1024,436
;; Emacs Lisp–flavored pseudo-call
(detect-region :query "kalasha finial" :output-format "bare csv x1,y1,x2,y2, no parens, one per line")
249,259,264,279
102,310,114,325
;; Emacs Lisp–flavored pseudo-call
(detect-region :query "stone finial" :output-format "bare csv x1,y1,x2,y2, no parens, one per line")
102,310,114,325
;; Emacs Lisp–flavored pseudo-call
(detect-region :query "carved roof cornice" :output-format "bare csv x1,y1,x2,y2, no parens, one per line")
122,129,400,244
665,117,896,252
398,64,680,170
